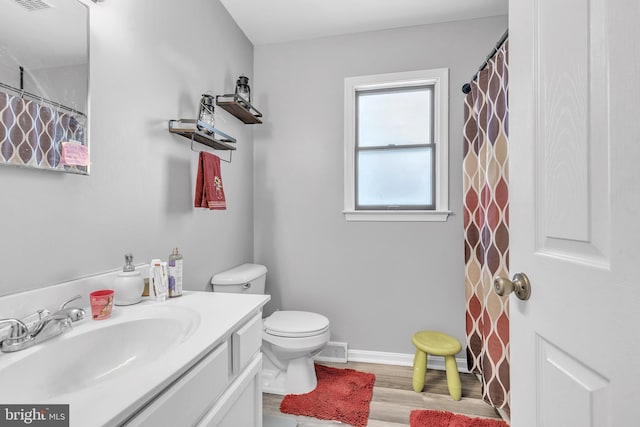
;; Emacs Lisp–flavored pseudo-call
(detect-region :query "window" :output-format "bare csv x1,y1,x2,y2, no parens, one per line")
343,69,450,221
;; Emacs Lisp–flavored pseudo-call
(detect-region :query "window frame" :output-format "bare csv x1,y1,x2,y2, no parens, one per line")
343,69,451,222
355,85,436,211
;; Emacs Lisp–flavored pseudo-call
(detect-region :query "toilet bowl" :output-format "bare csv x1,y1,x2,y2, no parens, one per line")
262,310,330,394
211,264,330,395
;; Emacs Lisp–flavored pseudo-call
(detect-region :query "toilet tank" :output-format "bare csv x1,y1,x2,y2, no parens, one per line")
211,263,267,294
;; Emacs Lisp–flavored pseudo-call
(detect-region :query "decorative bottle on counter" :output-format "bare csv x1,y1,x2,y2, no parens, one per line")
168,247,183,297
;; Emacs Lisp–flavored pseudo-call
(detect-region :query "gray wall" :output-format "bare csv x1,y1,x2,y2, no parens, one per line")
253,16,508,355
0,0,255,296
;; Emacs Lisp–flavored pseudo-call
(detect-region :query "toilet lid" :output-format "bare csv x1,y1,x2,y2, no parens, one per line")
264,311,329,338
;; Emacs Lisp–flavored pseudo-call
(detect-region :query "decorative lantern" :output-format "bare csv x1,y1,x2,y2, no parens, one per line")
235,75,251,108
197,94,215,133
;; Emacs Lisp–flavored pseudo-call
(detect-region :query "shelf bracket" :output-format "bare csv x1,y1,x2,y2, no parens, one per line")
168,119,237,161
189,136,232,163
215,94,263,124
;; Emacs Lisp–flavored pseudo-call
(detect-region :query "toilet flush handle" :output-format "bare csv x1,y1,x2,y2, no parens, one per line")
242,283,251,290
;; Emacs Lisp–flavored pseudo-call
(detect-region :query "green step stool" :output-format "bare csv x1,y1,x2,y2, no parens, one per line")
412,330,462,400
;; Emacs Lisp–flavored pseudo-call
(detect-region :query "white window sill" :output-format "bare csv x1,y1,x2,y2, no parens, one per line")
342,210,452,222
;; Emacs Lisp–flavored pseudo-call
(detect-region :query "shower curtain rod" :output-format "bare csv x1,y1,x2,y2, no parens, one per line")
0,81,87,118
461,29,509,94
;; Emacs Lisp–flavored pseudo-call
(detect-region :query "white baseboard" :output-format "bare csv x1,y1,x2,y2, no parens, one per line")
346,349,470,374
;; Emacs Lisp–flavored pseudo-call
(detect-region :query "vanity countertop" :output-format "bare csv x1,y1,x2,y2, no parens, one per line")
0,291,270,427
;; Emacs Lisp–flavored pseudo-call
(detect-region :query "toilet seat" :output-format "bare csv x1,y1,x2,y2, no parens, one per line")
264,311,330,338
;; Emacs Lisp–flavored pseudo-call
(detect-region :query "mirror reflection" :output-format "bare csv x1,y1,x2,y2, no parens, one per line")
0,0,89,174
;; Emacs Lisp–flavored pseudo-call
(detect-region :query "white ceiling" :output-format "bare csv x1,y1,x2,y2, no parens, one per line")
219,0,508,45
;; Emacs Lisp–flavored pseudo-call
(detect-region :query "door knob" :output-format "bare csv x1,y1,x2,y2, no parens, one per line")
494,273,531,300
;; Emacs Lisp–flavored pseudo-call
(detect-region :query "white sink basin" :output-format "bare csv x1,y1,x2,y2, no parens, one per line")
0,291,268,427
0,304,199,401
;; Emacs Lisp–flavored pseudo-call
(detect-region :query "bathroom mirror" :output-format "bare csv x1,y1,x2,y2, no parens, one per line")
0,0,90,174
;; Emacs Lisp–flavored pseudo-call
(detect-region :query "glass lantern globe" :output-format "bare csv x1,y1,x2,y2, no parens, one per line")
235,75,251,108
197,94,215,133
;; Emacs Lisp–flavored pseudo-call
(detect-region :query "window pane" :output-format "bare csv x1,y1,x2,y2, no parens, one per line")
357,147,433,208
357,86,433,147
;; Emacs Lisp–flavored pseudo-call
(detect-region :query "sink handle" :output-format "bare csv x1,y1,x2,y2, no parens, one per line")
53,307,85,322
0,318,29,342
58,294,82,311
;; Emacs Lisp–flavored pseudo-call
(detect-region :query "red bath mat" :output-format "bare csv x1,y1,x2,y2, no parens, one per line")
410,410,509,427
279,364,375,427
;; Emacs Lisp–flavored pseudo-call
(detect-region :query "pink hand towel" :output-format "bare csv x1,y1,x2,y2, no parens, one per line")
194,151,226,210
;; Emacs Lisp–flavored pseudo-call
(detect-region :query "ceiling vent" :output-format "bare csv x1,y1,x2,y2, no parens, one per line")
13,0,52,11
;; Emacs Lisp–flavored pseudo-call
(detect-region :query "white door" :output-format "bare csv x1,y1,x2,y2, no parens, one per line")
509,0,640,426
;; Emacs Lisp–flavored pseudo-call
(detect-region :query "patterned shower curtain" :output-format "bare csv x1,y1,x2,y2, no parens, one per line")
463,39,510,412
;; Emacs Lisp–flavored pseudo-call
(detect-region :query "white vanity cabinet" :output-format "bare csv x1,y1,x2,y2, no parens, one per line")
125,311,264,427
198,353,262,427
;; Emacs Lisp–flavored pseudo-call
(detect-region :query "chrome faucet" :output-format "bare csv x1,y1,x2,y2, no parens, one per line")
0,295,86,353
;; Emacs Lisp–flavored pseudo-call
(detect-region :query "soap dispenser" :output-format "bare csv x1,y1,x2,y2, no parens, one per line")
113,253,145,306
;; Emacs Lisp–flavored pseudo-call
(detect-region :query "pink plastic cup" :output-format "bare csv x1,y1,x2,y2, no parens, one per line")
90,289,114,320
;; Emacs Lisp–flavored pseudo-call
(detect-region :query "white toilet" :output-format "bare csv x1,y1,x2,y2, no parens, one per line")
211,263,330,395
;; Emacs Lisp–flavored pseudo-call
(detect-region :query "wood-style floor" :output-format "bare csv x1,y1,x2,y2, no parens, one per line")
263,361,507,427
